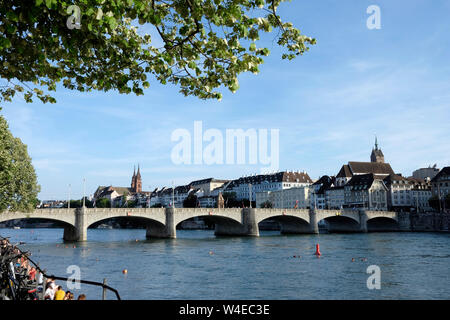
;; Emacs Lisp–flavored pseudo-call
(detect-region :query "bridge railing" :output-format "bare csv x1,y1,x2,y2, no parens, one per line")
254,208,310,214
85,207,165,214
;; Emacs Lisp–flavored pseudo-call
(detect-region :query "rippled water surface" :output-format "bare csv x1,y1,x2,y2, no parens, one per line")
1,228,449,300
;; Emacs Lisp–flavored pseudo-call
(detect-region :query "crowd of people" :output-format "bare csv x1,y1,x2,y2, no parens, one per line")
43,278,86,300
1,236,86,300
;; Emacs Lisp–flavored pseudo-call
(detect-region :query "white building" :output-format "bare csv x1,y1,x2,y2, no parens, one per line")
431,167,450,198
325,186,345,209
256,186,311,209
149,187,173,207
198,196,216,208
344,173,388,210
309,176,334,209
226,171,313,202
383,174,413,210
409,178,432,213
189,178,229,196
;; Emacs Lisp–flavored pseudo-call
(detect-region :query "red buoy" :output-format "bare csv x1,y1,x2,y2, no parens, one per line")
315,244,321,256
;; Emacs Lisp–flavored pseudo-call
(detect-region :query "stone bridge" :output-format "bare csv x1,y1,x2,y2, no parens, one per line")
0,207,411,242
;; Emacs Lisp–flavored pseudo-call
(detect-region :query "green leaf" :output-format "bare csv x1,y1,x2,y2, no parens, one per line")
0,0,315,103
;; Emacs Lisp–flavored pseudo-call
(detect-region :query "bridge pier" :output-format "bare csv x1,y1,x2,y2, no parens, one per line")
63,207,87,242
309,209,319,234
146,208,176,239
214,208,259,237
63,225,79,242
359,210,368,233
397,212,411,231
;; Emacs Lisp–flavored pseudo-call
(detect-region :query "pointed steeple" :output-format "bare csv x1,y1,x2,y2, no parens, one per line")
131,165,136,191
137,163,141,178
370,137,384,163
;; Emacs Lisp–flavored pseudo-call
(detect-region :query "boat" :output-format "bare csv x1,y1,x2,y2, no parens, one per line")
13,226,21,230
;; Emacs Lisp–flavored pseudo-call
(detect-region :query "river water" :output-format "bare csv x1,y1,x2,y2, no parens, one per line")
1,228,449,300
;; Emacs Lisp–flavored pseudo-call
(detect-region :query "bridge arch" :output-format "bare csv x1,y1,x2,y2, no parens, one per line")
258,215,311,234
174,209,244,237
319,216,361,233
367,217,399,232
87,215,166,229
85,209,167,239
87,216,168,239
173,209,242,226
176,214,243,228
0,210,76,228
254,209,310,225
0,214,78,242
316,210,360,225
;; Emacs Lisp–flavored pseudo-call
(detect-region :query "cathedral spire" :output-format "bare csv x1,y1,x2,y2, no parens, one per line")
135,164,142,193
371,137,384,163
131,165,136,191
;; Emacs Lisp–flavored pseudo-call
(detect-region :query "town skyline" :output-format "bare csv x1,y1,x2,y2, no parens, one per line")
36,139,446,201
2,0,449,200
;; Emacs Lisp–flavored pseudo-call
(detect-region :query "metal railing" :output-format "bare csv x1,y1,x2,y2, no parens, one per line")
1,236,120,300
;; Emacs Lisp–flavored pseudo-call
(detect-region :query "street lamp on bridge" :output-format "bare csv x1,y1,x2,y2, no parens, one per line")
82,178,86,208
68,184,71,210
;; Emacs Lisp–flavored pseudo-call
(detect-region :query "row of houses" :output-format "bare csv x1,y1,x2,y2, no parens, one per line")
255,143,447,212
92,142,450,212
93,176,231,208
148,178,229,208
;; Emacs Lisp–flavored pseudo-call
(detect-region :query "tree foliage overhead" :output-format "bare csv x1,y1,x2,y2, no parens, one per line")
0,0,315,103
0,116,41,212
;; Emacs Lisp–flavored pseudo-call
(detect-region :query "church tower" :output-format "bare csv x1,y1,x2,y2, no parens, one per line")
135,164,142,193
370,137,385,163
130,165,142,193
131,166,136,191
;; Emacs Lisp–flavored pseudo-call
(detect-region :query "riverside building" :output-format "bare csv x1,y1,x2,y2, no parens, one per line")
227,171,313,203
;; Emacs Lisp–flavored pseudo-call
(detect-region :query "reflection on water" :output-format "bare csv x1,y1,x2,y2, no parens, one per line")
1,228,449,300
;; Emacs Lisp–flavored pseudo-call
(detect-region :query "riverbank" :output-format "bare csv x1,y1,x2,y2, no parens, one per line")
410,212,450,232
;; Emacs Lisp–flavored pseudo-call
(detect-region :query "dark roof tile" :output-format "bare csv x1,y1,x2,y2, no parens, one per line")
348,161,394,176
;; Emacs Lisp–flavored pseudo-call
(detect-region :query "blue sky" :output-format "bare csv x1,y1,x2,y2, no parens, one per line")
2,0,450,200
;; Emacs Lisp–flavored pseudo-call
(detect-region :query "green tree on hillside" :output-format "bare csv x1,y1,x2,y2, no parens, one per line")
0,115,40,212
0,0,315,104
